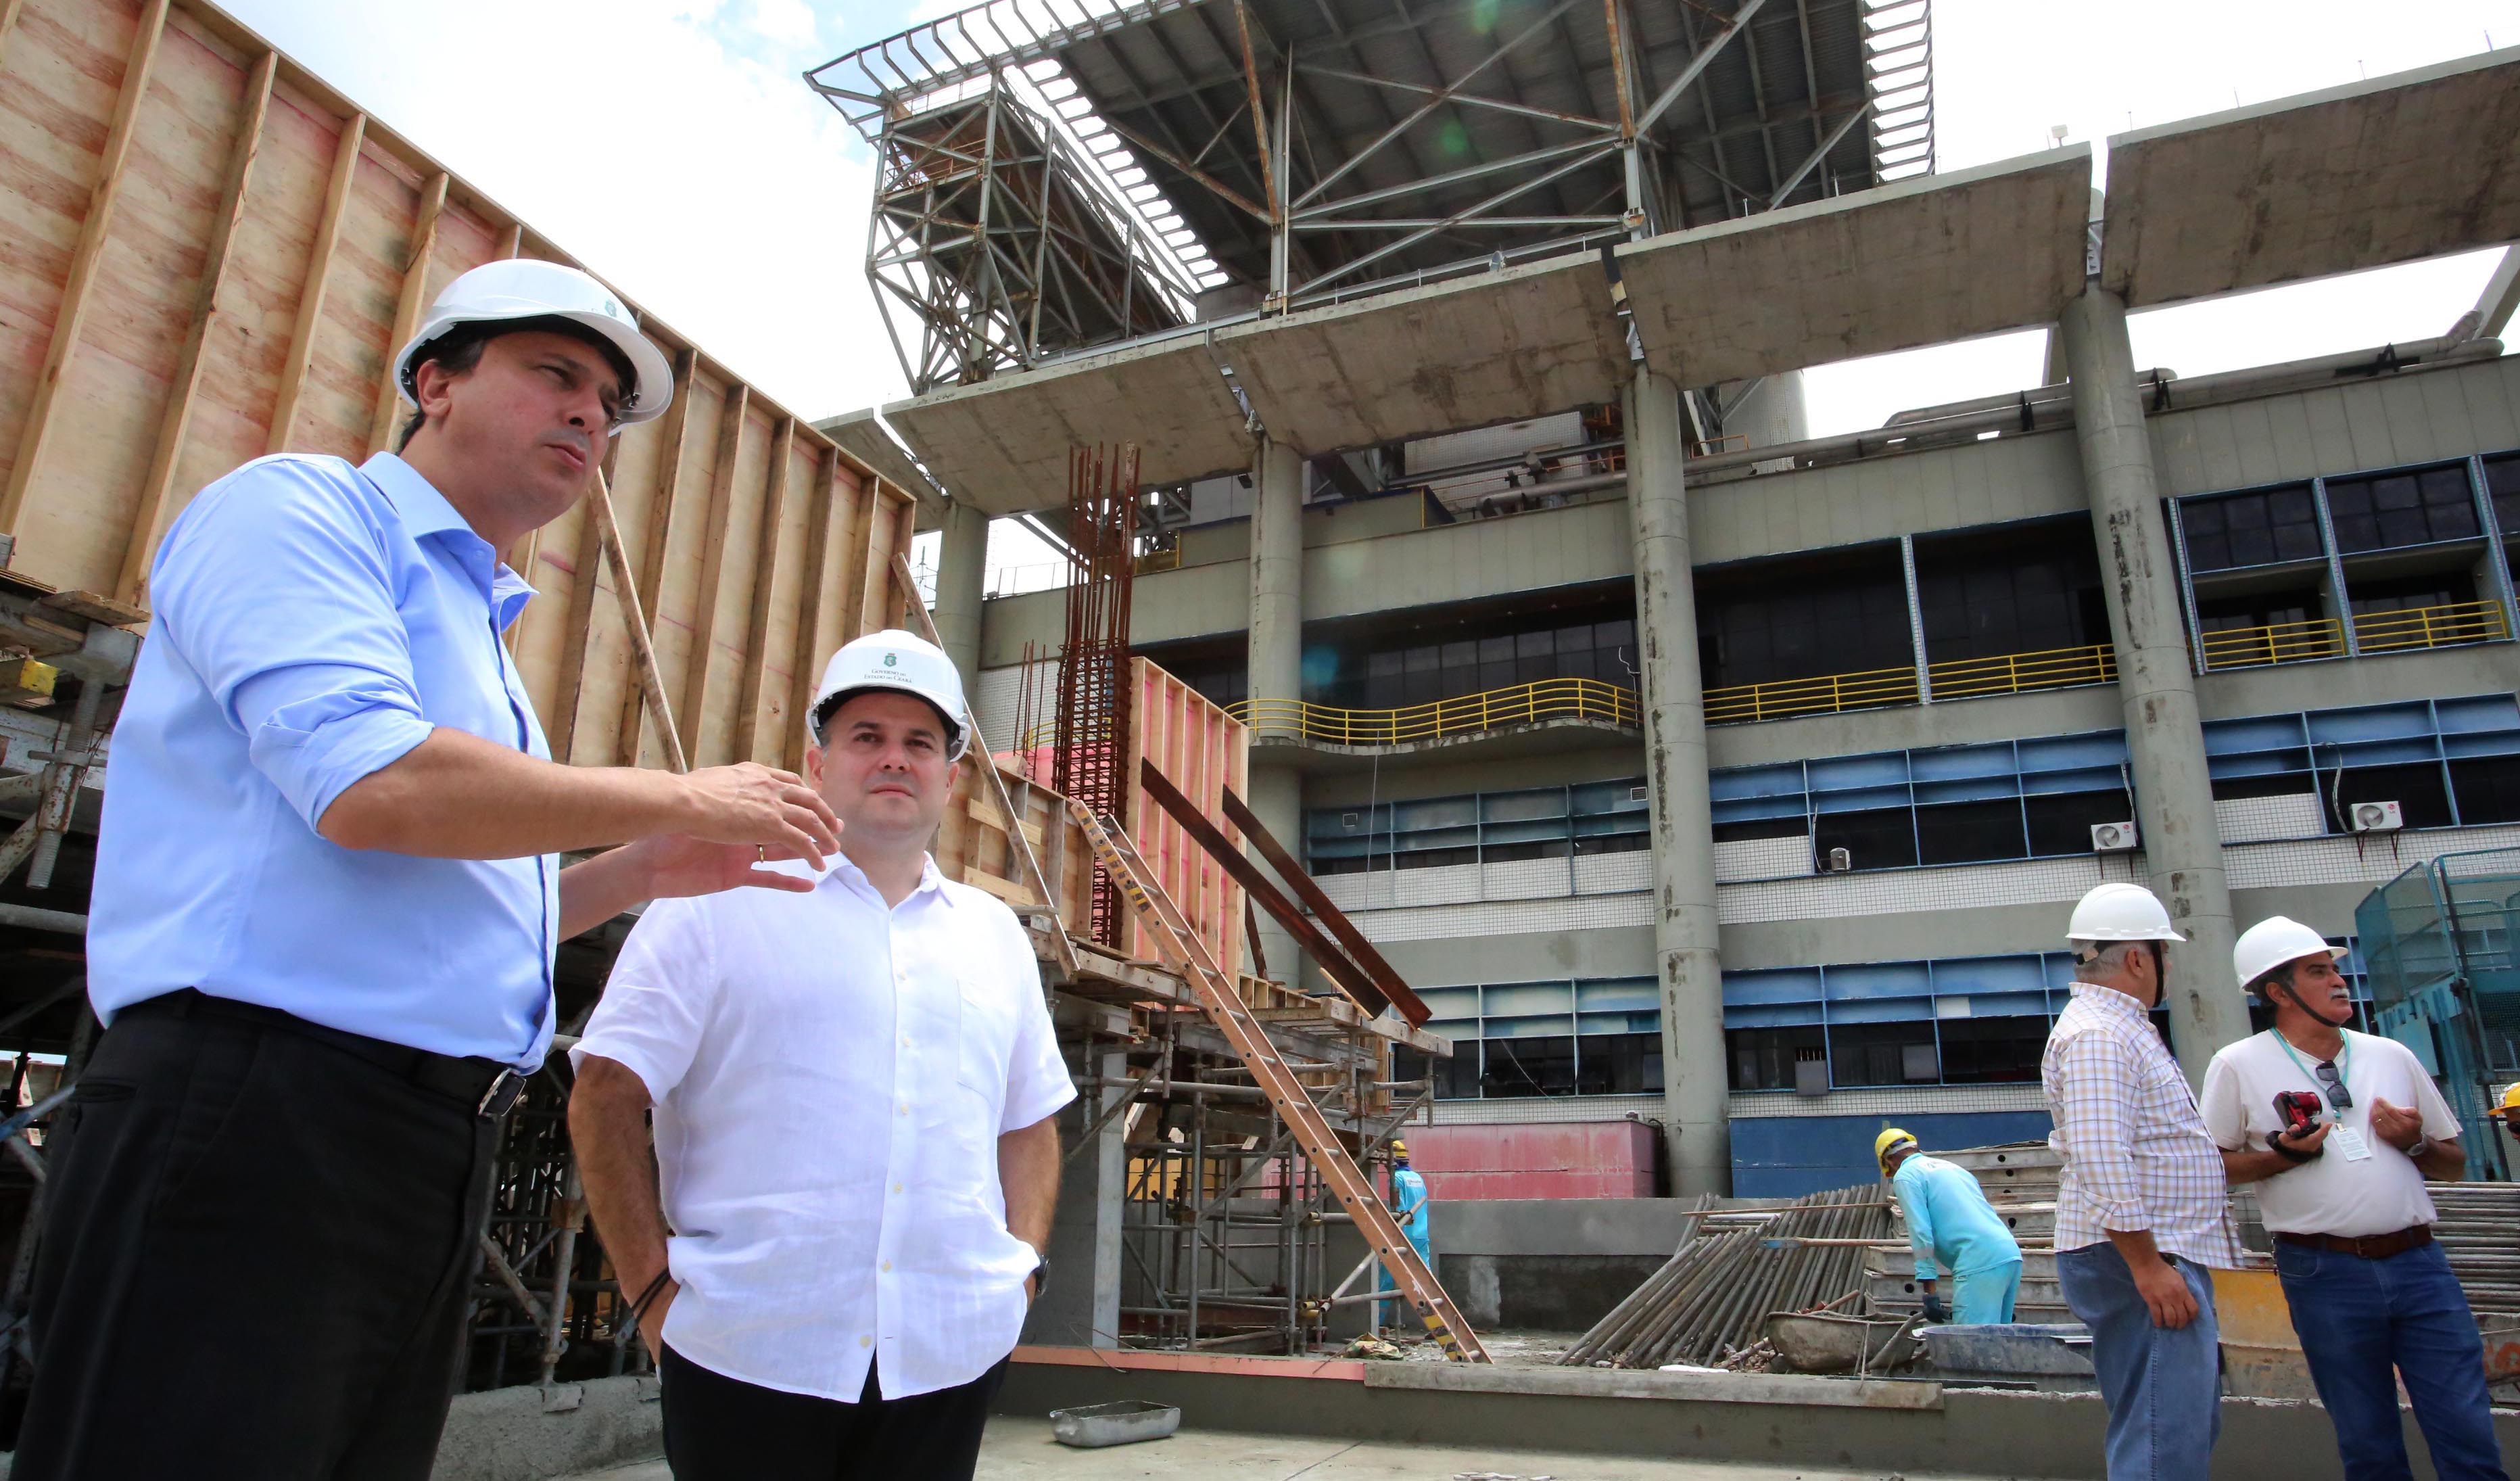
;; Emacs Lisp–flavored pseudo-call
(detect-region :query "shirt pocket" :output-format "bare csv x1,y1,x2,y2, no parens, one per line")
955,974,1017,1110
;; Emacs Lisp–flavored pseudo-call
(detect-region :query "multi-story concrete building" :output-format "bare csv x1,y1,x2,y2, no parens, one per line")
813,7,2520,1195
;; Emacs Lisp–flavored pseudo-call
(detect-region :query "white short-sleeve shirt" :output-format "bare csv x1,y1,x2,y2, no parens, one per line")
2200,1027,2462,1238
571,855,1074,1401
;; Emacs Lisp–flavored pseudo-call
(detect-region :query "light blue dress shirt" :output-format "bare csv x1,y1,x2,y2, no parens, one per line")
1892,1152,2022,1282
88,452,557,1069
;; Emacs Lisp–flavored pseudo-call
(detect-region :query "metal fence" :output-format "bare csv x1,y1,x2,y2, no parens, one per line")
2356,846,2520,1178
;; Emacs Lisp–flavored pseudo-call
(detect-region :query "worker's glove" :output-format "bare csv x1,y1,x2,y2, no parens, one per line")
1920,1292,1949,1324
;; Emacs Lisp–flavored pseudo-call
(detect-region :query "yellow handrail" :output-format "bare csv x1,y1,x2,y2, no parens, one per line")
2350,598,2511,654
1703,664,1918,724
1926,642,2118,700
1229,678,1639,746
2199,615,2346,672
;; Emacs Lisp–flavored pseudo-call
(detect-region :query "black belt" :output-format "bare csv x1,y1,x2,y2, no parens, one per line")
122,989,530,1119
2275,1224,2433,1260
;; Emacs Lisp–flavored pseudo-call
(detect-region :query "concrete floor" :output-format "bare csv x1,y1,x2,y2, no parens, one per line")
561,1419,1894,1480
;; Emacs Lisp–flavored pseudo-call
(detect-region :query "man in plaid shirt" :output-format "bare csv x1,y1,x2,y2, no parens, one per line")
2044,883,2242,1481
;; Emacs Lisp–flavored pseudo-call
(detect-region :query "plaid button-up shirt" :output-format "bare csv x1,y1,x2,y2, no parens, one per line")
2042,983,2242,1267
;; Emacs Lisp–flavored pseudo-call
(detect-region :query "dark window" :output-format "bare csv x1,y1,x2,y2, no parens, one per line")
2486,454,2520,536
1814,808,1919,870
2327,466,2481,553
1481,1035,1575,1098
1478,634,1516,692
1915,799,2027,866
1575,1033,1663,1095
2211,770,2315,801
2327,761,2454,831
2181,486,2322,571
1483,839,1571,864
1697,547,1912,689
1515,629,1554,685
2347,571,2474,618
1828,1021,1941,1087
1398,1043,1480,1099
2450,756,2520,825
2025,790,2136,856
1727,1026,1826,1091
1571,832,1650,856
1935,1014,2051,1083
1916,520,2110,663
1714,816,1810,844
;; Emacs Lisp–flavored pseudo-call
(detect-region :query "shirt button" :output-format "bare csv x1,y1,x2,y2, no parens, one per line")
860,1334,872,1348
881,1260,892,1272
899,1102,909,1115
893,1181,904,1194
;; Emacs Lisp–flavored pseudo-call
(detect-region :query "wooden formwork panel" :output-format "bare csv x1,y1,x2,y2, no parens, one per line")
1125,658,1248,983
0,0,921,784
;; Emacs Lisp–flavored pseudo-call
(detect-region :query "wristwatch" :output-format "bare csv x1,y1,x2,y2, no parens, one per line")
1028,1256,1050,1299
2407,1135,2431,1161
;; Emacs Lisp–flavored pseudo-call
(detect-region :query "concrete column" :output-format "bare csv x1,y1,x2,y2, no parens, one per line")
931,497,989,701
1626,369,1730,1197
1022,1044,1126,1348
2061,287,2252,1083
1245,438,1305,983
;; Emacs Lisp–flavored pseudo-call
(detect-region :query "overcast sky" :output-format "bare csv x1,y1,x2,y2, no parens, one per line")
224,0,2520,584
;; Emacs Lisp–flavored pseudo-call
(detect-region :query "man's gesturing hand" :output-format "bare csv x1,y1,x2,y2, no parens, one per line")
2133,1258,2198,1330
2369,1098,2425,1152
675,763,842,868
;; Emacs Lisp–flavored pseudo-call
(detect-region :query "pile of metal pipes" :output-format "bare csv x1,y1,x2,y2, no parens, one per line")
1557,1185,1891,1370
2432,1183,2520,1314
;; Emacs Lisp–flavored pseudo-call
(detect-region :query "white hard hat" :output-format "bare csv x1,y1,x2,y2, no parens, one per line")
2233,916,2346,990
2066,882,2186,946
392,258,674,425
807,629,969,760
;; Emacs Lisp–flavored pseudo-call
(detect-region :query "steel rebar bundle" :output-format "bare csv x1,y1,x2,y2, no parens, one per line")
1049,443,1139,946
1557,1185,1891,1370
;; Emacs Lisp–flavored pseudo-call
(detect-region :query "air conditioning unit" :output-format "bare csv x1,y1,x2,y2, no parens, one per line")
2350,801,2404,834
1822,847,1853,873
2091,821,2140,853
1629,785,1649,803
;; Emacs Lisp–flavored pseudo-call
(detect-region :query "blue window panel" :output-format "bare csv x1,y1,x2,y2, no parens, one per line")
1393,795,1479,830
1709,763,1809,804
2019,732,2129,774
1426,1018,1481,1043
1911,742,2022,784
1712,793,1811,826
1924,954,2051,995
1484,818,1571,845
1724,1001,1827,1029
1813,785,1915,815
1577,1010,1661,1035
1481,981,1574,1018
1915,775,2023,805
2205,713,2311,761
1823,961,1933,1000
2022,766,2129,796
1955,990,2053,1018
1827,996,1936,1024
1485,1013,1575,1040
1417,986,1480,1019
1723,968,1826,1006
1575,978,1660,1014
2309,700,2441,749
2041,956,2081,989
2437,694,2520,738
1571,778,1650,815
2212,751,2312,780
1809,752,1912,793
1483,788,1571,824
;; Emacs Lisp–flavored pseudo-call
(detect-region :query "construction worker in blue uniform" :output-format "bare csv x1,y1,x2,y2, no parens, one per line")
1878,1127,2023,1324
1374,1139,1434,1331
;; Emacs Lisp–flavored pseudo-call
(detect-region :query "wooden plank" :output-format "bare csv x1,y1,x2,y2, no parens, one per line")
966,866,1041,907
0,0,173,535
588,469,685,772
619,348,697,763
364,170,450,457
782,452,841,772
678,383,748,764
1222,786,1429,1026
264,108,366,454
496,220,523,258
732,416,795,761
116,45,278,605
0,0,29,74
541,441,615,761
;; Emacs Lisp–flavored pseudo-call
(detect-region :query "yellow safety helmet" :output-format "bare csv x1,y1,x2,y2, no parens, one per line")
1875,1127,1920,1174
1389,1139,1408,1158
2500,1082,2520,1112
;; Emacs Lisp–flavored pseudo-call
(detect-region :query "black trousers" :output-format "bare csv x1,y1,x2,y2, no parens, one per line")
661,1345,1011,1481
14,993,500,1480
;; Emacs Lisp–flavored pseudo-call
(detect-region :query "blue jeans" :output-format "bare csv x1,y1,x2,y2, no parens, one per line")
2275,1238,2509,1481
2057,1243,2222,1481
1953,1261,2022,1324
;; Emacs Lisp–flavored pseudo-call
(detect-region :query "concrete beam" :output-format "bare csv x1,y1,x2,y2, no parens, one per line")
815,407,944,513
2101,48,2520,308
882,335,1254,517
1216,254,1629,456
1615,147,2091,387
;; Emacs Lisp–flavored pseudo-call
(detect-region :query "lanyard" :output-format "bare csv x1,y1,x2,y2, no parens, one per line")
2268,1027,2349,1102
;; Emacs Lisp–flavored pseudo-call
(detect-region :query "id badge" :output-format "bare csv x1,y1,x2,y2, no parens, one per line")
2329,1125,2373,1161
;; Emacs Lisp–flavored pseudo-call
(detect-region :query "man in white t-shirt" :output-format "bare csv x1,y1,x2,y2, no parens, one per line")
568,630,1075,1481
2201,916,2505,1481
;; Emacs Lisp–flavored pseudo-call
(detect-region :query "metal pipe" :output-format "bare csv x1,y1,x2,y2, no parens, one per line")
0,904,85,936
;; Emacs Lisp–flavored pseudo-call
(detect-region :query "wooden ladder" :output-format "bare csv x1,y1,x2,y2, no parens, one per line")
1066,801,1490,1363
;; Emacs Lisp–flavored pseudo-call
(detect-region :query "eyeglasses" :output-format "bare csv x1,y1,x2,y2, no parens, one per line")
2313,1060,2354,1110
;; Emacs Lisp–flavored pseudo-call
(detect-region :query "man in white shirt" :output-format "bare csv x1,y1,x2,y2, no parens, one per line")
2202,916,2504,1481
569,630,1074,1480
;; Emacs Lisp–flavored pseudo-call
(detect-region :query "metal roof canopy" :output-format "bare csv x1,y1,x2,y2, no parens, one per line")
882,333,1255,516
1615,145,2090,387
2101,47,2520,310
811,0,1935,375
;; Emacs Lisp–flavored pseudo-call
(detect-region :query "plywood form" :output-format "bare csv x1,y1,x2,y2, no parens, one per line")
1123,658,1247,984
0,0,925,786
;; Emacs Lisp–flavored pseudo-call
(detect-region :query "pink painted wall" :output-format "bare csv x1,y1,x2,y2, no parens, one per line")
1402,1121,1659,1200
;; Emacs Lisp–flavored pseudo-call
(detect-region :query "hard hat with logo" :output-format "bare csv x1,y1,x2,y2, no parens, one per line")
2233,915,2348,990
392,258,674,425
1874,1127,1920,1173
2066,883,2187,949
807,628,970,760
1389,1139,1409,1160
2502,1081,2520,1112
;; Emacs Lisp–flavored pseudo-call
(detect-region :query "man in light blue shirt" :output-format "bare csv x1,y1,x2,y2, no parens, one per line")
1879,1128,2023,1324
18,260,843,1481
1375,1139,1434,1332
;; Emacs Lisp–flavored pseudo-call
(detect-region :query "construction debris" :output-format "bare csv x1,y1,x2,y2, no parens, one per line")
2433,1183,2520,1315
1558,1187,1891,1370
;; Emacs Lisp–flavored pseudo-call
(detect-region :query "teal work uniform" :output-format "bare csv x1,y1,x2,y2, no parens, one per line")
1377,1166,1433,1302
1891,1152,2022,1323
